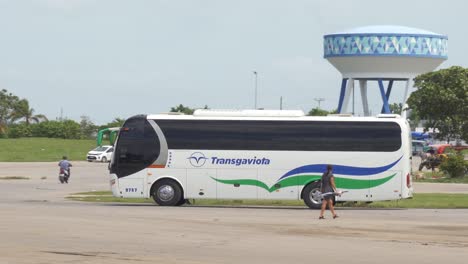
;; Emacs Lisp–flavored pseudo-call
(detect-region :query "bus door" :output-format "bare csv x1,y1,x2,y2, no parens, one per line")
216,169,258,199
257,169,298,199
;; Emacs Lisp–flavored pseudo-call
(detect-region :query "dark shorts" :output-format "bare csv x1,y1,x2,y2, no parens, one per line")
323,194,334,200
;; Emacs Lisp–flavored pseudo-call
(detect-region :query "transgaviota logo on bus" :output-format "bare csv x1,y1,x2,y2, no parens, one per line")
188,152,208,167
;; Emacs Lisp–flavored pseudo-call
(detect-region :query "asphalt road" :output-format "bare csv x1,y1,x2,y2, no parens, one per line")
1,162,468,264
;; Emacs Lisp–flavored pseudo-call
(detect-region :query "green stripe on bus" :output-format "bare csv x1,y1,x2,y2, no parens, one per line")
271,175,321,192
211,173,396,193
335,173,396,189
211,177,271,191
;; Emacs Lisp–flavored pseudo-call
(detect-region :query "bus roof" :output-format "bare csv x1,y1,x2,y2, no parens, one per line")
146,110,405,123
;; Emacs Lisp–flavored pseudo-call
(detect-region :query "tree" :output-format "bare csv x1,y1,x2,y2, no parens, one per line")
440,152,468,178
307,108,337,116
407,66,468,143
0,89,20,133
98,118,126,131
10,99,48,125
25,119,81,139
61,120,81,139
107,117,125,127
170,104,195,115
79,115,97,139
389,103,403,115
7,123,33,138
169,104,209,115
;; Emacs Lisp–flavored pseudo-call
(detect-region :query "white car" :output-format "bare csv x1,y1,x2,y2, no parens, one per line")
87,145,114,163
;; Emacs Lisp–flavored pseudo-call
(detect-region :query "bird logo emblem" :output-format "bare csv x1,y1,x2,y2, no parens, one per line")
188,152,208,167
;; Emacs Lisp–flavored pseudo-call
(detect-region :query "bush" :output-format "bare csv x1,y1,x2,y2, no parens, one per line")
8,123,32,138
440,153,468,178
30,120,81,139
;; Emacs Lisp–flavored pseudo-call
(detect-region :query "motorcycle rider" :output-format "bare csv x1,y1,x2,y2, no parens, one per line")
58,156,72,183
418,148,440,172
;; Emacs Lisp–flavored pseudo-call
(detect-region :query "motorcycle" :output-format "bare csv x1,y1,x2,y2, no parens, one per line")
59,168,70,184
418,154,447,171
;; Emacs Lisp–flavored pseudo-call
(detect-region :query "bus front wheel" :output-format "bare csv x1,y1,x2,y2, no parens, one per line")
152,179,183,206
303,182,323,209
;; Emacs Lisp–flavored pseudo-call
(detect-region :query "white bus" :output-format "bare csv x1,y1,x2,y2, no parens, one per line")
109,110,413,209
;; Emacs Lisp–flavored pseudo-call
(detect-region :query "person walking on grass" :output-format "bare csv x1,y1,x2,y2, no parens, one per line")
319,164,339,219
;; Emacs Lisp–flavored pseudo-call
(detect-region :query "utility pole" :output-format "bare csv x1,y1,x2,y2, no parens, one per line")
253,71,258,109
280,96,283,110
314,98,325,109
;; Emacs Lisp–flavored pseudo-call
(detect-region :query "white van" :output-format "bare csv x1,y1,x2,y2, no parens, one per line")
87,145,114,162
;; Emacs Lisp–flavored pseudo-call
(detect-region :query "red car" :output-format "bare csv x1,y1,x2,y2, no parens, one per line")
429,144,452,155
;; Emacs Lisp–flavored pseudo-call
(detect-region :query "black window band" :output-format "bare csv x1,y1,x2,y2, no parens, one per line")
156,120,401,152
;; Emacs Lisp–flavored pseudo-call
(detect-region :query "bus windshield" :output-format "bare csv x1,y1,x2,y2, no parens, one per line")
110,115,160,177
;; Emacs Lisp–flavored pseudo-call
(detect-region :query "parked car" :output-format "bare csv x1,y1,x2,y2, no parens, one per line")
412,140,429,156
429,144,453,155
87,145,114,163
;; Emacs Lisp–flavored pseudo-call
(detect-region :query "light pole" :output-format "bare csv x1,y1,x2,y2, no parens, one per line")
314,98,325,109
253,71,258,109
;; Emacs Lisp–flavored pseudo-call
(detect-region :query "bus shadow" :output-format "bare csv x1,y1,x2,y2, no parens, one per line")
186,205,406,211
100,203,406,211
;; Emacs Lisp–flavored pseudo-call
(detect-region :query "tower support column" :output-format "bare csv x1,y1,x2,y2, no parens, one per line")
359,80,369,116
340,78,354,114
337,78,348,113
378,79,391,114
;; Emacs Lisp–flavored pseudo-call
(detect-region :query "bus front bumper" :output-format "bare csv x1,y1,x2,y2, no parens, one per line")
110,174,121,197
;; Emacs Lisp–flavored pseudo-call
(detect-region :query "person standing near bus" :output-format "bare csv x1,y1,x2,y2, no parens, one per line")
319,165,338,219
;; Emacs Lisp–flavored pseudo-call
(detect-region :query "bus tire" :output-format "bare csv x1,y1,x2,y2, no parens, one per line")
176,198,187,206
152,179,183,206
302,181,323,209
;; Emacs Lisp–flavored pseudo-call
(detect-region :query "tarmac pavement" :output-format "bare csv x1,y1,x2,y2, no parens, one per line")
1,162,468,264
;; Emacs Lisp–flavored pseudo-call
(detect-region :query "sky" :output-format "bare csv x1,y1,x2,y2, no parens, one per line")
1,0,467,125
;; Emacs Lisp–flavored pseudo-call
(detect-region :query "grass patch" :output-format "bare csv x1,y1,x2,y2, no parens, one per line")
0,176,30,180
67,191,152,203
191,199,304,206
0,137,96,162
73,191,117,196
413,171,468,184
341,193,468,208
68,196,153,203
67,191,468,209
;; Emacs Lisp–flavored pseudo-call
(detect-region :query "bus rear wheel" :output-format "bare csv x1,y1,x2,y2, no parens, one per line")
152,179,183,206
303,181,323,209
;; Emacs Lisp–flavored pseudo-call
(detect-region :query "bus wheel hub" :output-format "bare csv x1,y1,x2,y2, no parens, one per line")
309,189,321,204
158,185,175,201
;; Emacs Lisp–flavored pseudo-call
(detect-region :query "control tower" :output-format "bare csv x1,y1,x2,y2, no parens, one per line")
324,25,448,117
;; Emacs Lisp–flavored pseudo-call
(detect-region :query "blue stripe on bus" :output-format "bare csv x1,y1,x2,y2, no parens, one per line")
278,156,402,180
